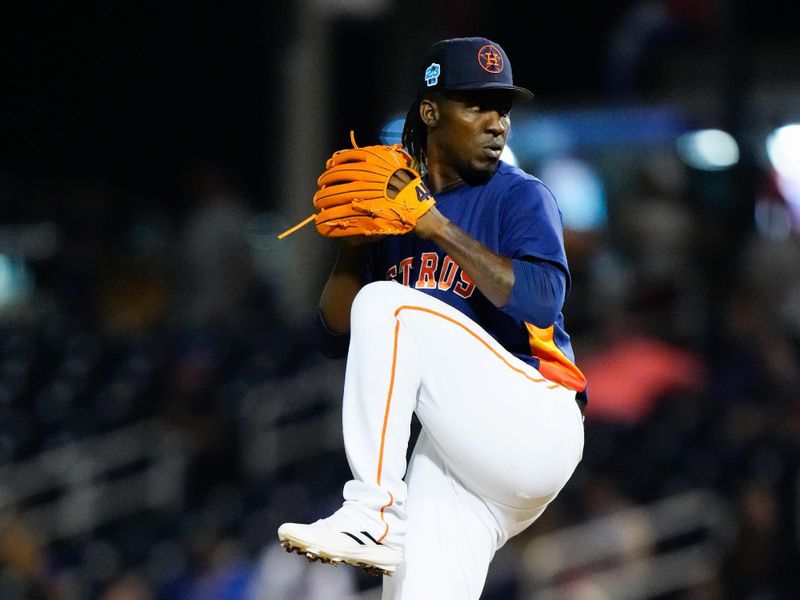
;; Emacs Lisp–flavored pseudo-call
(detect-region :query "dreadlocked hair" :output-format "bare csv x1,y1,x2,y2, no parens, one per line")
401,97,427,173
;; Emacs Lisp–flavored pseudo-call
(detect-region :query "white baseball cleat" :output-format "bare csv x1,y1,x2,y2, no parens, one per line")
278,516,403,577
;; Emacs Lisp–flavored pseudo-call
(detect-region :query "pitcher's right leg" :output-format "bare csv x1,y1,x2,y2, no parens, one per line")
382,432,498,600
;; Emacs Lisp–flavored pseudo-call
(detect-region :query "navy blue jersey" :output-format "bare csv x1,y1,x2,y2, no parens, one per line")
363,161,586,392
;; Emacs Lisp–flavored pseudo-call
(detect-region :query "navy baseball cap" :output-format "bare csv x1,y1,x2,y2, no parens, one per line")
418,37,533,103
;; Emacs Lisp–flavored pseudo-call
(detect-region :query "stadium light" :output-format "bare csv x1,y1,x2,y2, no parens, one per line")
766,123,800,178
675,129,739,171
766,123,800,229
539,157,607,231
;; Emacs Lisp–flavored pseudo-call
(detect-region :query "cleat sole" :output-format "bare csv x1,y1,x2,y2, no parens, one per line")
279,539,394,577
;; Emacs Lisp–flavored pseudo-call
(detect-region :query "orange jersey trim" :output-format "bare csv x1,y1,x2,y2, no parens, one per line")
524,323,586,392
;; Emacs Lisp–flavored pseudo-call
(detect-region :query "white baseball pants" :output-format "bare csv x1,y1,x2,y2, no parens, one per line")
338,281,584,599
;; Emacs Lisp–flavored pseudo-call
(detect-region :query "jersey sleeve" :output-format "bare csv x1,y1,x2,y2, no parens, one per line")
499,178,571,325
498,179,570,283
506,258,566,326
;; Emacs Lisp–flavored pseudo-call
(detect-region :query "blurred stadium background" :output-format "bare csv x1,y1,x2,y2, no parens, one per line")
1,1,799,598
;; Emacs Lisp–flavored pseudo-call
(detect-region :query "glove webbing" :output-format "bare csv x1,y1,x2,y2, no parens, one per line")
278,130,362,240
277,131,410,239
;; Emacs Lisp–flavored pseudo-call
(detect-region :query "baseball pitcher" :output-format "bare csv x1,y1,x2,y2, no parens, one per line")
277,36,587,599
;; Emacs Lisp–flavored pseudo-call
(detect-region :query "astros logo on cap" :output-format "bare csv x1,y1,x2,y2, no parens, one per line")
478,45,504,73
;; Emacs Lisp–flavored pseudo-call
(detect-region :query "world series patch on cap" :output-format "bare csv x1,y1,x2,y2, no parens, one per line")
418,36,533,102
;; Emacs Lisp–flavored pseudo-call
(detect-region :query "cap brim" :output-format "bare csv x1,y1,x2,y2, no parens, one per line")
443,82,534,103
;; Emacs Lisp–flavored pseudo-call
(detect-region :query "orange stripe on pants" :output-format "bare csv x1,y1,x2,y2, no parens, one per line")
373,304,562,541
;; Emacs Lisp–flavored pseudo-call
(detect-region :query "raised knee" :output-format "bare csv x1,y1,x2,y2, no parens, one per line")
351,280,402,317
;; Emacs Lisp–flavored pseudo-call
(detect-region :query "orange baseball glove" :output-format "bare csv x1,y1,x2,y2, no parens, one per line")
278,133,435,239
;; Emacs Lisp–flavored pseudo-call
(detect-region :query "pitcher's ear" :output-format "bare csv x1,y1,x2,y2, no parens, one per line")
419,97,439,127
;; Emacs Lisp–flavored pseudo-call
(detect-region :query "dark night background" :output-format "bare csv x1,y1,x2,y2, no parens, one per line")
4,1,794,209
